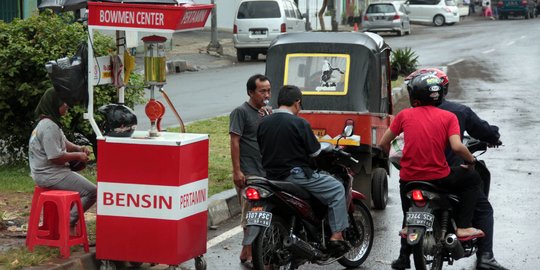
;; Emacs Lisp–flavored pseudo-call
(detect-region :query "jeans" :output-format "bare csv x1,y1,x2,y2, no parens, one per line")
285,168,348,233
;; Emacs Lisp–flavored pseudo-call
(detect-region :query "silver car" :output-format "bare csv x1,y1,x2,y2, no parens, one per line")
362,1,412,36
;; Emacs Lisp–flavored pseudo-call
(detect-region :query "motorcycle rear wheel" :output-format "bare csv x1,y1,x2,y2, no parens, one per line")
338,201,374,268
252,216,292,270
412,219,444,270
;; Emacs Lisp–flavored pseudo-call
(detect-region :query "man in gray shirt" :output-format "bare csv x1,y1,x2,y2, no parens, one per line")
229,74,271,266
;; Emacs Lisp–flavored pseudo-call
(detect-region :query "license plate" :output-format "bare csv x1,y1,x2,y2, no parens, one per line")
246,211,272,227
406,212,434,228
251,30,266,35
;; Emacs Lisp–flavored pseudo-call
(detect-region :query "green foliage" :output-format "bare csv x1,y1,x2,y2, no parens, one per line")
0,11,145,163
391,47,419,77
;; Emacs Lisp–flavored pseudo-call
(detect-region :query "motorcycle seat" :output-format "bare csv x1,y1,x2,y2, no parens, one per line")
246,176,312,199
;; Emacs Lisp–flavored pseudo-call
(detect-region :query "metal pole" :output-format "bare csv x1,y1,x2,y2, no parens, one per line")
306,0,311,31
207,0,223,55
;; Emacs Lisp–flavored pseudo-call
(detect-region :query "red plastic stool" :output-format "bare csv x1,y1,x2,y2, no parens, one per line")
26,186,54,246
26,190,89,258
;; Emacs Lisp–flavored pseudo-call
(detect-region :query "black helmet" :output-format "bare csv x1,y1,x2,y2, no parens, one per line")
405,68,449,96
98,104,137,137
407,74,444,107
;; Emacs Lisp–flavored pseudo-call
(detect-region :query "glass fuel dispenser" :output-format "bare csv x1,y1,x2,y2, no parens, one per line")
142,35,167,137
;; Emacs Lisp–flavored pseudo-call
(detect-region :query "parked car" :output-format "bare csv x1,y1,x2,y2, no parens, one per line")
233,0,306,62
456,0,471,16
362,1,412,36
404,0,460,26
496,0,537,19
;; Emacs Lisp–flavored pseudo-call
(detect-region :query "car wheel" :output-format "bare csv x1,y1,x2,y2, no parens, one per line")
433,14,445,26
236,49,246,62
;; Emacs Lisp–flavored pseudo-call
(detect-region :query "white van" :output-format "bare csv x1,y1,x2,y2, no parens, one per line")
233,0,306,62
405,0,460,26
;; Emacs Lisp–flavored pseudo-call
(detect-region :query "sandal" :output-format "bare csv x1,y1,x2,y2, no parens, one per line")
456,227,485,239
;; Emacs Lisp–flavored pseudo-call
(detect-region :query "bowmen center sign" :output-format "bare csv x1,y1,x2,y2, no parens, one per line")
88,1,214,32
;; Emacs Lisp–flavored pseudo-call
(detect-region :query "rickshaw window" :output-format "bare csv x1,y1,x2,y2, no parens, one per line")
283,53,350,96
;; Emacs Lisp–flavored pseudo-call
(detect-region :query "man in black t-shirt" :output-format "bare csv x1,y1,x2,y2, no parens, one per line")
257,85,350,254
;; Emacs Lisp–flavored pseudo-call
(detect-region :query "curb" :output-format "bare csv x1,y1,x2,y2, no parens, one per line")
208,188,241,227
24,190,239,270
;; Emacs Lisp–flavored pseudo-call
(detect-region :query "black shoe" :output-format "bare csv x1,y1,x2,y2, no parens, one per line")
327,240,351,257
476,252,509,270
391,254,411,269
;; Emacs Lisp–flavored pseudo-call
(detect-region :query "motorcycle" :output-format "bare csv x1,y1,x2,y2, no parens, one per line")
401,137,497,270
243,124,374,270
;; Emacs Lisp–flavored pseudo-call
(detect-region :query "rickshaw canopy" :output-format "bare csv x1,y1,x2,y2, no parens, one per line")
266,32,392,114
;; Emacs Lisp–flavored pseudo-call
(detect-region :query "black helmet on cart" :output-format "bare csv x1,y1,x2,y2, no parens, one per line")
407,74,445,107
98,104,137,137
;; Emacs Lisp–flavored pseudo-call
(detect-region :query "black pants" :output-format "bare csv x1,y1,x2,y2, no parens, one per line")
397,166,490,255
401,166,482,227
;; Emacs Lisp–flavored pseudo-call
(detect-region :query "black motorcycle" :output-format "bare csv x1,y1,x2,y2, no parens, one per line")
243,126,374,270
401,137,496,270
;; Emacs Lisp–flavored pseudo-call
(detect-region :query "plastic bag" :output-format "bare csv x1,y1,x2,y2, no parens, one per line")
389,133,404,170
47,43,88,106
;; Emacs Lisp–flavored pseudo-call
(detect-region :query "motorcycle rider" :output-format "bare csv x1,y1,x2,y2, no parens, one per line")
257,85,350,255
379,73,485,251
391,68,508,270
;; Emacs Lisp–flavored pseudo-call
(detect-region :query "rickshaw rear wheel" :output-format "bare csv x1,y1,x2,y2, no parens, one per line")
371,168,388,210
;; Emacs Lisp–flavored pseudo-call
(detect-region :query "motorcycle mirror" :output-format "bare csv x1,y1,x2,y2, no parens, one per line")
342,119,354,138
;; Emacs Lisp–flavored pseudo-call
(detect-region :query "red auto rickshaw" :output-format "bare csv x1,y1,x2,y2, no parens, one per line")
265,32,395,209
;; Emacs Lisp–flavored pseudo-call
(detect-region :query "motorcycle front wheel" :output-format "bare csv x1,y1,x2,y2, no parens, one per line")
252,216,292,270
338,200,374,268
412,219,444,270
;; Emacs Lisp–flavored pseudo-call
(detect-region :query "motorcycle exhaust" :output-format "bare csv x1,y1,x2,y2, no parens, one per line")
444,233,465,260
283,234,324,260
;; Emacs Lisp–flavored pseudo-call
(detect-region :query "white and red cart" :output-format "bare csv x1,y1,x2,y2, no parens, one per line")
85,2,214,269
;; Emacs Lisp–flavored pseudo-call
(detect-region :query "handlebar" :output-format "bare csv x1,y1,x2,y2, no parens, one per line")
465,136,503,155
318,142,359,163
332,146,359,163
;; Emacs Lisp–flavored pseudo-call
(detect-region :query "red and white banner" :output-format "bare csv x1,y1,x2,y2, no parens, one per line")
97,179,208,220
88,2,213,32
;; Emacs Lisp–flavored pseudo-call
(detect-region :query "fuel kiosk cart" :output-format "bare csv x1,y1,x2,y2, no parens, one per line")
84,1,213,269
265,32,394,210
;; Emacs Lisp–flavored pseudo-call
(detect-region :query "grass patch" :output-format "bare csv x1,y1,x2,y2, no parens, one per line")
0,164,96,193
169,115,233,196
0,246,60,269
392,76,405,89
